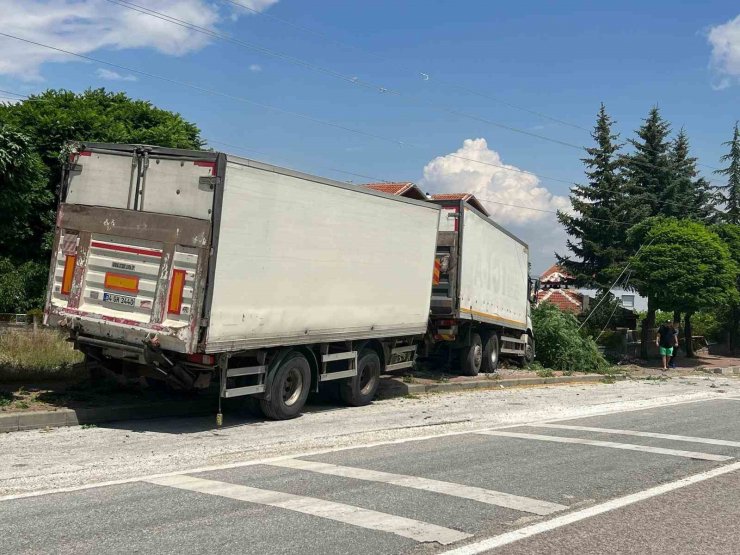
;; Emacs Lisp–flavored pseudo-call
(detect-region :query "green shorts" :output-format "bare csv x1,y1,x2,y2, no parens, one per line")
659,346,673,356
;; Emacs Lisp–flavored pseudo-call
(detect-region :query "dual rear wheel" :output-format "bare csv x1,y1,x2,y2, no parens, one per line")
257,348,382,420
459,332,499,376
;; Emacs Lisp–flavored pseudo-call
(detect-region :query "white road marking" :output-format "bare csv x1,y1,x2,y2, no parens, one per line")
476,431,732,461
268,459,566,516
0,393,731,503
438,460,740,554
145,474,470,545
534,423,740,448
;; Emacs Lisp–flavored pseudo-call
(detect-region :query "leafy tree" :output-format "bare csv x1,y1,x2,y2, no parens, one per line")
532,302,609,373
628,218,738,356
0,124,52,262
712,223,740,352
0,88,203,203
715,122,740,224
557,104,628,286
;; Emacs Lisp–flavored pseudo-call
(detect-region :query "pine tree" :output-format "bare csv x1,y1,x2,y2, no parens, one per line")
557,104,628,287
667,129,713,221
624,107,674,358
624,106,673,220
715,122,740,224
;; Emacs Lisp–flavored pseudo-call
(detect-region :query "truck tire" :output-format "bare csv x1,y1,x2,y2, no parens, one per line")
459,332,483,376
481,333,499,374
524,337,535,364
260,352,311,420
340,349,381,406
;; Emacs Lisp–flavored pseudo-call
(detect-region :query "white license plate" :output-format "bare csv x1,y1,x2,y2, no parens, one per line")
103,292,136,307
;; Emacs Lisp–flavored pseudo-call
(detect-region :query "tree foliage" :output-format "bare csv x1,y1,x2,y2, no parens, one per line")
557,104,628,287
715,122,740,224
532,302,609,373
628,218,737,314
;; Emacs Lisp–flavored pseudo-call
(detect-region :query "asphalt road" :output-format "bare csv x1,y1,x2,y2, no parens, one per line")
1,385,739,554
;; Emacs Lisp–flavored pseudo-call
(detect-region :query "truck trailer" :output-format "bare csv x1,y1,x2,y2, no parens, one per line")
428,198,534,375
44,142,533,420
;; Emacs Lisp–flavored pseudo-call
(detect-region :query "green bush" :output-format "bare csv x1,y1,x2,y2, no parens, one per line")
533,302,610,373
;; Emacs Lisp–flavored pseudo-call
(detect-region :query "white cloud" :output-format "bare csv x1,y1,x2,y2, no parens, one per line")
0,0,279,80
420,138,571,273
708,14,740,87
96,68,137,82
249,64,262,72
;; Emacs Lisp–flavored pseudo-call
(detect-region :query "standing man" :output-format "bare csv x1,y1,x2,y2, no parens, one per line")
669,320,680,369
656,319,674,371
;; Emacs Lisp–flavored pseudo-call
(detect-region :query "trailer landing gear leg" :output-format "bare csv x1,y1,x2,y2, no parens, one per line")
216,357,227,427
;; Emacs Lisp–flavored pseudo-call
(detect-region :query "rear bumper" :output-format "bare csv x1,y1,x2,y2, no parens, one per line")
46,307,192,354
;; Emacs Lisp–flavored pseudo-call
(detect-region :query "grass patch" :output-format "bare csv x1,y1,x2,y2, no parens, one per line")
601,374,617,384
536,368,555,378
403,393,420,400
0,329,84,382
401,374,416,384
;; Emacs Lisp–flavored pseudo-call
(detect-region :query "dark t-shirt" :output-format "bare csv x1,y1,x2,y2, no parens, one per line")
658,325,674,348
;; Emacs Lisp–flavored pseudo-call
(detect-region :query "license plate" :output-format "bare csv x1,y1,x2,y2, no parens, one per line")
103,292,136,307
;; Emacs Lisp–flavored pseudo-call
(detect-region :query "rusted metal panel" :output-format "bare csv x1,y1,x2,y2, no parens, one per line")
58,204,211,248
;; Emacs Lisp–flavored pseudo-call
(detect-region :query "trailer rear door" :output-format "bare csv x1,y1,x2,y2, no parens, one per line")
46,144,218,353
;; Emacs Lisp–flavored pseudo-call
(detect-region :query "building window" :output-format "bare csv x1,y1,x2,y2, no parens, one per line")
621,294,635,309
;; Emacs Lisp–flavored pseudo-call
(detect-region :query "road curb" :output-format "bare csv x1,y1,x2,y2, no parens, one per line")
0,399,214,433
698,365,740,376
1,373,623,433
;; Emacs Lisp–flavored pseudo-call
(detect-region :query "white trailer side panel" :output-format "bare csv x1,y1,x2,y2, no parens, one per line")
458,208,529,330
205,160,440,351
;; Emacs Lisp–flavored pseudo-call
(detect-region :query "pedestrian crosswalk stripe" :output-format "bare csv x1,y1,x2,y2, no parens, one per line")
534,424,740,448
476,431,732,461
268,459,566,516
145,474,471,545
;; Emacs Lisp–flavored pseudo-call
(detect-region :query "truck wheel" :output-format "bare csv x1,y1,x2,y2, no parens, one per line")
524,337,535,364
459,332,483,376
481,334,499,374
260,352,311,420
340,349,381,407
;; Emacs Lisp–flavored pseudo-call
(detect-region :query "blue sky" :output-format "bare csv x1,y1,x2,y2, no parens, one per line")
1,0,739,271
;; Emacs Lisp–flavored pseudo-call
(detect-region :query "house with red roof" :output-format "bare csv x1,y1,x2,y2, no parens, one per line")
363,182,428,201
536,264,584,314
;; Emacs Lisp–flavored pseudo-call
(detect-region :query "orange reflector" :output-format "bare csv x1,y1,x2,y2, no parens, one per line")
104,273,139,294
168,269,186,315
61,255,76,295
432,258,441,285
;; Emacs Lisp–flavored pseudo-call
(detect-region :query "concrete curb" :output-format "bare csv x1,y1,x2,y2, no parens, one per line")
699,365,740,376
1,373,623,433
0,399,213,433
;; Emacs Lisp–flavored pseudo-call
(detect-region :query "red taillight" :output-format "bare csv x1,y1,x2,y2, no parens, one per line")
187,353,215,365
167,269,186,315
437,319,456,327
61,255,76,295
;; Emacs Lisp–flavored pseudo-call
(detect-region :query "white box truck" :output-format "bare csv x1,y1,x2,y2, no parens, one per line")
428,198,535,375
45,143,440,419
